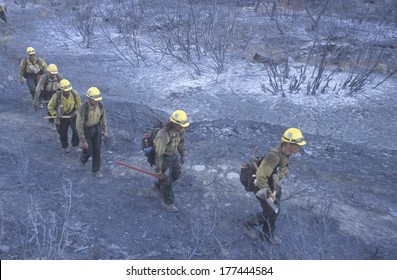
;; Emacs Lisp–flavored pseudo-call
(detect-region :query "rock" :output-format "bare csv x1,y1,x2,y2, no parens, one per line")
193,165,206,171
227,172,239,180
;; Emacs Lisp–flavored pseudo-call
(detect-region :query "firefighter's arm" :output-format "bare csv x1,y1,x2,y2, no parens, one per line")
100,107,108,136
47,94,57,116
34,76,45,104
154,131,168,174
256,153,280,200
177,129,187,164
256,153,279,192
74,91,82,110
76,110,86,143
19,59,26,84
39,58,48,73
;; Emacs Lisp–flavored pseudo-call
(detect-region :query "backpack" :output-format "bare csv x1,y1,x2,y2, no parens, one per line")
239,151,282,192
240,156,264,192
141,127,161,167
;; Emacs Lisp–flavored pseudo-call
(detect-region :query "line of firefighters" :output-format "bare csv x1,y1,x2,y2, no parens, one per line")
18,46,307,245
19,46,108,179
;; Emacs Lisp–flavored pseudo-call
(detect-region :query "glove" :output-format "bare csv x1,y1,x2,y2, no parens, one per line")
269,190,277,203
180,155,186,165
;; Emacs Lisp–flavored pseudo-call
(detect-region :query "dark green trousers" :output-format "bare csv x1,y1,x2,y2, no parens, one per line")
155,154,181,205
245,187,282,237
80,124,102,172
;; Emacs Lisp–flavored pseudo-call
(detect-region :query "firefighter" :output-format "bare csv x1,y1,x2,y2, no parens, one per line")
244,128,306,244
47,79,81,153
76,87,108,179
34,64,63,129
152,110,189,212
19,47,47,99
34,64,63,108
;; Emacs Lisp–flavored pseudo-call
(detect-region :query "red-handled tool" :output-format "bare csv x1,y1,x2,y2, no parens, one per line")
115,161,158,178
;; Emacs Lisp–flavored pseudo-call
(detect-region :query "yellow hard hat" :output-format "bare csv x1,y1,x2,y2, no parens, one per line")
26,47,36,55
59,79,73,91
86,87,102,101
281,128,306,146
47,64,58,75
170,110,190,127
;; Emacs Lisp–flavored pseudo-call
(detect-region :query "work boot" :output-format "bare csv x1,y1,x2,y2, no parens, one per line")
64,146,71,153
93,171,104,179
162,201,179,212
51,123,56,131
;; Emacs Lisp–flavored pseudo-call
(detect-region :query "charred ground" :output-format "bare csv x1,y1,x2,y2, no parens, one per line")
0,1,396,260
0,93,396,260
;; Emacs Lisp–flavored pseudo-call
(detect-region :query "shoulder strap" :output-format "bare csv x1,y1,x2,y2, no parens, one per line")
98,101,104,122
84,101,89,121
70,90,77,104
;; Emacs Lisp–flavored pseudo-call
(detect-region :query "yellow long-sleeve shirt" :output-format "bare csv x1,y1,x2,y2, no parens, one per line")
76,101,107,142
256,144,289,193
47,90,81,116
154,127,186,173
34,73,63,102
19,56,47,79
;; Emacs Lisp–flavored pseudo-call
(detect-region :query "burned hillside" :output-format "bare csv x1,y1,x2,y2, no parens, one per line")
0,0,396,260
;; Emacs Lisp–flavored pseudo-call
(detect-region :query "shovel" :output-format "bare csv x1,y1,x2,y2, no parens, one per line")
256,190,280,215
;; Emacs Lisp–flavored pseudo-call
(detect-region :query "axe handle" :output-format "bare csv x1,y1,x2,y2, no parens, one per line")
43,116,71,119
115,161,158,178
